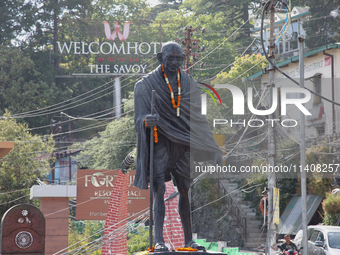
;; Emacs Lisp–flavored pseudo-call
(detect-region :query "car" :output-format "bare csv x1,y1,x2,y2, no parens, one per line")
293,229,303,249
306,225,340,255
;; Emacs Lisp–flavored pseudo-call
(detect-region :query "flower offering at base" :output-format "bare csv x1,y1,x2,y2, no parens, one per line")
147,247,155,252
176,247,199,252
134,251,149,255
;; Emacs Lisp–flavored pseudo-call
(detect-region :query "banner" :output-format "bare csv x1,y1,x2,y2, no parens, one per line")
76,169,149,220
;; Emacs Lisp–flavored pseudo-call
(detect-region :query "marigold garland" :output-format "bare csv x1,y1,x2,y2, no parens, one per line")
161,64,181,116
176,247,199,252
144,119,158,143
154,126,158,143
147,247,155,252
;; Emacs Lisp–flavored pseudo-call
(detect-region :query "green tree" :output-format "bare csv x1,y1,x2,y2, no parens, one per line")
275,140,300,214
149,7,237,83
181,0,260,50
127,227,149,254
322,192,340,226
69,221,149,254
305,145,334,197
0,111,55,217
203,53,267,133
68,220,103,254
35,0,152,140
0,0,39,45
71,92,136,169
0,0,152,139
304,0,340,49
0,45,65,133
211,53,267,86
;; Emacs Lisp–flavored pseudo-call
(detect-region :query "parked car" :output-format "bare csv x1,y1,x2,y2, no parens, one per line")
306,225,340,255
293,229,303,249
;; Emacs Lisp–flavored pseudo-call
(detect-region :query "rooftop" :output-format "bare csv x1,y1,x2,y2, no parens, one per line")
246,43,340,81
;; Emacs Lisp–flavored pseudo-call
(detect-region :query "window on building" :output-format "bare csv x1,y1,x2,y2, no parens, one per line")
285,41,289,52
278,42,283,54
290,32,298,50
316,123,325,135
286,91,304,99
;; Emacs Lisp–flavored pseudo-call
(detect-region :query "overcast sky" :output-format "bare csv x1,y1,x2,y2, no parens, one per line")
147,0,160,7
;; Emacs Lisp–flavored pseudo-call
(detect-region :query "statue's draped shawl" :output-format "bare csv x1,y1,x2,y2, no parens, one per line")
134,66,222,190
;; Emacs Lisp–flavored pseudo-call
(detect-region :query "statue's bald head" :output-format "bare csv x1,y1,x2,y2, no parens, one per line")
157,41,185,74
161,42,183,55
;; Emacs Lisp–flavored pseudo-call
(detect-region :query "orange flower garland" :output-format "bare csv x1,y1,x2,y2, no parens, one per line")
147,247,155,252
144,119,158,143
154,126,158,143
176,247,199,252
161,64,181,116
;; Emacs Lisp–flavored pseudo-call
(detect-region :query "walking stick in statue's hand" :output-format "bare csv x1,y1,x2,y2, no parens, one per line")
149,90,156,250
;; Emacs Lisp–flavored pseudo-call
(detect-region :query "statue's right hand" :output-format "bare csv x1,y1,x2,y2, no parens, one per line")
145,114,159,127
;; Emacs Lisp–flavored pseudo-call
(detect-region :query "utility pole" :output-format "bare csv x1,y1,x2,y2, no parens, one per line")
299,35,308,255
177,26,205,74
68,116,71,142
69,150,72,183
267,1,276,254
184,26,199,74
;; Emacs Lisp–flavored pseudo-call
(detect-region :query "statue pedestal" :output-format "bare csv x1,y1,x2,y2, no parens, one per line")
150,251,224,254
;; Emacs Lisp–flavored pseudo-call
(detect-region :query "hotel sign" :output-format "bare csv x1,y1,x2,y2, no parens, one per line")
76,169,149,220
57,21,163,75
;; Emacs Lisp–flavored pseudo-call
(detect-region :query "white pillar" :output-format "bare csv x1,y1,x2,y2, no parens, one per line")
114,77,121,119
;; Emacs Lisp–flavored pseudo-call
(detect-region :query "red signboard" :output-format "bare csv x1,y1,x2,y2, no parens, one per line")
76,170,149,220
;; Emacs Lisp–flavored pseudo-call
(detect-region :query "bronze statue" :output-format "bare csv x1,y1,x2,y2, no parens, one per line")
134,42,223,252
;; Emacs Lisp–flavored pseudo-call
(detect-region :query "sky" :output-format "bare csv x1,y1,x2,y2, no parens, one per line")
147,0,160,7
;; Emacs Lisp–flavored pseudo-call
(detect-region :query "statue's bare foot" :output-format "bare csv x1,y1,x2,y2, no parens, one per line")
154,243,169,252
185,240,206,251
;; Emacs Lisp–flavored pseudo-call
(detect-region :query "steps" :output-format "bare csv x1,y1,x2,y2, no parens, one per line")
220,180,267,250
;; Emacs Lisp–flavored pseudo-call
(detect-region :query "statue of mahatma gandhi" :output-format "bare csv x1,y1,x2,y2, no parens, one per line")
133,42,223,252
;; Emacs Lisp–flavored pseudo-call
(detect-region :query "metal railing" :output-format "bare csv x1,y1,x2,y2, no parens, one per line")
218,180,247,241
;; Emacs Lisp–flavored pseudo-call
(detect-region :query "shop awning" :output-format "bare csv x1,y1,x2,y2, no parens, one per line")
279,194,323,235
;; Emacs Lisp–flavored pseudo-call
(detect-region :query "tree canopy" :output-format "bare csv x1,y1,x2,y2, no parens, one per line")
0,111,55,217
303,0,340,49
71,92,136,169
